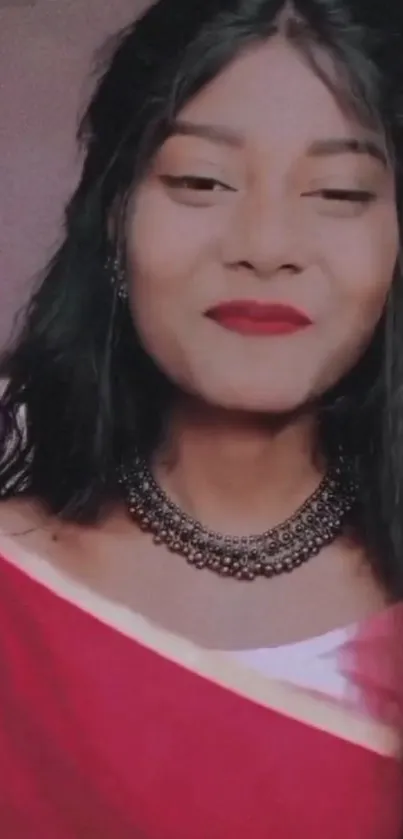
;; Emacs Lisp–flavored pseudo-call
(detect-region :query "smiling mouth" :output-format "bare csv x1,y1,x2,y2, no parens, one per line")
205,300,313,336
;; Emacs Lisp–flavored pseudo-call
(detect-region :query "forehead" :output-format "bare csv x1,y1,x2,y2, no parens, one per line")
178,37,371,155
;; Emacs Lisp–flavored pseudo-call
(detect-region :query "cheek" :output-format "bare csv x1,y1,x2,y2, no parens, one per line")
316,218,398,382
126,187,222,305
322,211,398,320
125,189,225,370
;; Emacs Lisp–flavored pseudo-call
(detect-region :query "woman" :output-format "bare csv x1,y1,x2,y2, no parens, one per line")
0,0,403,835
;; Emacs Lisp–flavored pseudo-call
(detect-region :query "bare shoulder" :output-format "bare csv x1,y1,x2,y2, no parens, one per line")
0,496,86,569
0,496,48,539
0,495,142,585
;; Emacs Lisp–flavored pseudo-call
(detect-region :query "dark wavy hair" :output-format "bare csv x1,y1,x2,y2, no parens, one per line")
2,0,403,596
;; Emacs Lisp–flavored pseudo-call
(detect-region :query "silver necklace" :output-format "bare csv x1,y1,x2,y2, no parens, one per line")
119,453,357,581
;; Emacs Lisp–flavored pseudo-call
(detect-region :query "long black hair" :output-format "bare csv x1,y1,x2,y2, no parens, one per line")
2,0,403,597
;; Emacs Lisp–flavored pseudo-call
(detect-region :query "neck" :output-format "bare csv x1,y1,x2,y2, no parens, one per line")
152,397,324,536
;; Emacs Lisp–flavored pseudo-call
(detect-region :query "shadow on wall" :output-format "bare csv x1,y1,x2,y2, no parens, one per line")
0,0,152,347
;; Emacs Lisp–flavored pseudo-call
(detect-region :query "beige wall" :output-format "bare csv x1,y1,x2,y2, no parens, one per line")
0,0,151,346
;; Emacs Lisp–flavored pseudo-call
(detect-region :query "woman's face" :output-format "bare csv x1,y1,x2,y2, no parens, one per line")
126,37,398,413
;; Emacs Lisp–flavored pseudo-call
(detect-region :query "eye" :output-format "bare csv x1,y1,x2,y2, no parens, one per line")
301,187,377,218
160,174,235,192
304,188,376,204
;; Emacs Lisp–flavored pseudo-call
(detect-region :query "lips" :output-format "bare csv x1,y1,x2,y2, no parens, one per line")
205,300,313,336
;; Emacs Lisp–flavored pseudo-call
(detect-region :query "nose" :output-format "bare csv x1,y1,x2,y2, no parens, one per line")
221,191,306,280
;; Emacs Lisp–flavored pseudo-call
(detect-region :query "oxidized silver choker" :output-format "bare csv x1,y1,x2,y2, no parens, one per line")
119,453,357,581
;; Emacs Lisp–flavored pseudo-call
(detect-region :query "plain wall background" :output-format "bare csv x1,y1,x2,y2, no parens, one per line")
0,0,150,345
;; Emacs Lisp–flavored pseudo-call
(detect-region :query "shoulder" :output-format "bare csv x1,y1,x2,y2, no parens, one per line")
0,497,49,542
0,497,79,578
0,497,137,590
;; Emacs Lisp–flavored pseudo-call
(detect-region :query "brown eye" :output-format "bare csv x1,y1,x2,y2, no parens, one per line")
160,175,234,192
305,188,376,204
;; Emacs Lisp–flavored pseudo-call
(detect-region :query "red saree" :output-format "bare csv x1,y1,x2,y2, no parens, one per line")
0,542,401,839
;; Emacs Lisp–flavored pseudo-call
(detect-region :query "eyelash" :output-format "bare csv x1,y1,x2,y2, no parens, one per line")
161,176,376,204
304,188,376,204
160,175,233,192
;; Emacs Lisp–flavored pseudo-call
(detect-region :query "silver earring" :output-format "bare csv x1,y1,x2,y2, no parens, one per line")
105,254,128,301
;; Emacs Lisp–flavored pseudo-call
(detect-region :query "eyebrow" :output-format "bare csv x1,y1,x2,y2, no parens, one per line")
307,137,388,167
168,120,244,148
167,120,388,166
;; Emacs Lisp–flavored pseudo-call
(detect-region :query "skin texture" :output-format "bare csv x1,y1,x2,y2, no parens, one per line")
128,37,398,414
0,35,398,653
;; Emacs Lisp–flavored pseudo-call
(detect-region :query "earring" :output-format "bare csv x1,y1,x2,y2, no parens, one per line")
105,253,128,301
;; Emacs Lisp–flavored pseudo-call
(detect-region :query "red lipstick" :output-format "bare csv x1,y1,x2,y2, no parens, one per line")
206,300,312,336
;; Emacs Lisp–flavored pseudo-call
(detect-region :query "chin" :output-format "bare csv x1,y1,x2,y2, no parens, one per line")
195,377,309,416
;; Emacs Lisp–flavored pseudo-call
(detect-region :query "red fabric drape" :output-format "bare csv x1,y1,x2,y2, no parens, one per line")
0,556,401,839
